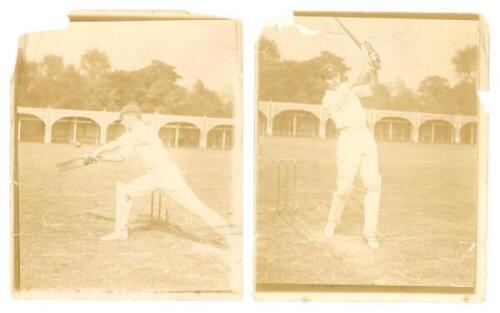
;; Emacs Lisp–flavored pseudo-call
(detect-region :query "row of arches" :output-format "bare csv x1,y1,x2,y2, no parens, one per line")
258,111,477,144
17,114,234,150
374,117,476,144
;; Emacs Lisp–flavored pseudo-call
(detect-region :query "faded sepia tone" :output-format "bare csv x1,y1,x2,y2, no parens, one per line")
255,12,487,301
12,11,242,299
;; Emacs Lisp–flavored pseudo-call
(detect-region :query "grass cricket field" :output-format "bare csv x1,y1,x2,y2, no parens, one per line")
16,143,235,293
256,136,478,289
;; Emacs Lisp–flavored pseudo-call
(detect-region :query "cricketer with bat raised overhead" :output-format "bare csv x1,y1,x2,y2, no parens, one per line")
82,102,236,242
320,41,382,248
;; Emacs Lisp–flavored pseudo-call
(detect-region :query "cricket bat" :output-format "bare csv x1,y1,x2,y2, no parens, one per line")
334,17,381,70
334,17,362,48
56,155,102,172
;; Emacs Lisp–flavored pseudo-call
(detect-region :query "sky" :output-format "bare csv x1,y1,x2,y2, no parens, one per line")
22,19,241,97
262,16,480,91
20,17,479,96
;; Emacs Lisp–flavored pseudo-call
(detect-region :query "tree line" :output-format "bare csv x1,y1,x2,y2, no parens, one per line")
14,49,233,117
258,38,478,115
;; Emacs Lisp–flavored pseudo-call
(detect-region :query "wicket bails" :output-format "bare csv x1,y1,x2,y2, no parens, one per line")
276,159,297,215
150,189,168,225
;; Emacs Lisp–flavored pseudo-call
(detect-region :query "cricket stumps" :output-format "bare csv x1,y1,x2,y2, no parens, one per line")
150,189,168,225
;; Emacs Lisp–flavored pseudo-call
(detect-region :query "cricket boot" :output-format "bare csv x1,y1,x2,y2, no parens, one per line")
363,233,380,249
324,189,349,239
323,221,337,239
100,230,128,241
100,182,132,241
363,179,381,249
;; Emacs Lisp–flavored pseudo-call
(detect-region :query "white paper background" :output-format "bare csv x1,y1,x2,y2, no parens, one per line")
0,0,498,312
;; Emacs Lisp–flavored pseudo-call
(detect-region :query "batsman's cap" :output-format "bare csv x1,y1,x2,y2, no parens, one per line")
120,102,141,118
319,63,342,79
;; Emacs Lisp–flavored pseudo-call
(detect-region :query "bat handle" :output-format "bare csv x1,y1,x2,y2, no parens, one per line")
82,155,100,165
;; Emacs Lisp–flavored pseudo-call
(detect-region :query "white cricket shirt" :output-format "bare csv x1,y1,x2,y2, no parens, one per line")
114,120,175,171
322,82,371,129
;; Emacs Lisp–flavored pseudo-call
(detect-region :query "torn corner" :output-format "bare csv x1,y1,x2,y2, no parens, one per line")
262,16,322,37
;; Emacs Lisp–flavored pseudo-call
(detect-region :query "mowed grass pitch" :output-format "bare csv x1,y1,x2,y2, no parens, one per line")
256,136,477,288
17,143,235,292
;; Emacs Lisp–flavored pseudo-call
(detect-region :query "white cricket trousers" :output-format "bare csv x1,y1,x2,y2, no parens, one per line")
112,165,229,234
327,127,381,237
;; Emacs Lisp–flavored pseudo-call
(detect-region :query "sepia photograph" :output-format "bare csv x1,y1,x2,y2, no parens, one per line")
12,11,242,298
255,12,487,300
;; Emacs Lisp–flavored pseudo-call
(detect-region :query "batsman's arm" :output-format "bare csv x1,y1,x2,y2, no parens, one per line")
109,145,135,161
367,68,379,94
351,48,380,97
322,101,335,116
360,41,380,93
99,153,125,162
357,46,380,97
343,57,369,91
90,141,122,158
89,132,133,158
351,67,379,98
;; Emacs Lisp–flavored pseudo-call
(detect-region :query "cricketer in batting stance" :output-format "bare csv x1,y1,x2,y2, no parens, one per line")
83,103,235,242
321,42,382,248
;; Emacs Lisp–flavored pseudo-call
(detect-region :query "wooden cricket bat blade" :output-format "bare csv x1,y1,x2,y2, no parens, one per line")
56,157,98,172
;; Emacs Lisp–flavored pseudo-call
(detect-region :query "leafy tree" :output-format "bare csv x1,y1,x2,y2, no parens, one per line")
388,79,418,111
258,38,281,101
256,38,480,116
258,36,349,104
58,65,84,108
449,45,478,115
417,76,453,113
258,37,280,66
40,55,64,79
26,55,66,107
14,49,40,106
161,85,190,114
144,61,181,111
184,80,231,117
80,49,111,79
80,49,113,110
17,50,234,117
452,45,477,83
451,81,477,115
128,60,182,112
361,83,391,110
106,70,137,111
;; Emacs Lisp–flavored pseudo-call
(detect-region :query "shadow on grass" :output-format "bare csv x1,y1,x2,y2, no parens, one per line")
87,211,228,249
131,222,226,248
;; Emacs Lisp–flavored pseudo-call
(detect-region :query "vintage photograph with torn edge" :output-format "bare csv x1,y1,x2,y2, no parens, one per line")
11,10,242,298
255,12,488,301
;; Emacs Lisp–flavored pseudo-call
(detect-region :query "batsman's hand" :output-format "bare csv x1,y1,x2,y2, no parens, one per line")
80,152,99,166
361,41,380,71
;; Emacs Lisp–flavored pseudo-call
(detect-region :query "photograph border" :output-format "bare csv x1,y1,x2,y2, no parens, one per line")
253,11,488,302
10,10,243,300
